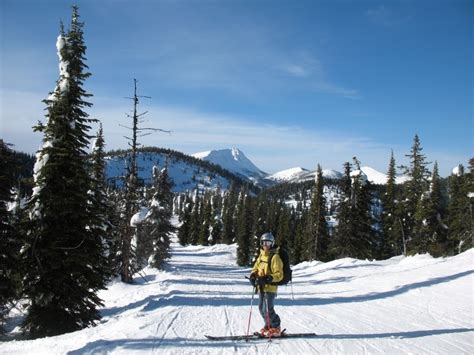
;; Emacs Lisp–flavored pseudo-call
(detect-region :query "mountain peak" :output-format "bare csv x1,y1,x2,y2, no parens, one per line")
192,148,266,181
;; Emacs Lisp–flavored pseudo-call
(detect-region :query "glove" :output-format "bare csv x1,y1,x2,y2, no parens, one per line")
249,272,257,287
256,276,273,286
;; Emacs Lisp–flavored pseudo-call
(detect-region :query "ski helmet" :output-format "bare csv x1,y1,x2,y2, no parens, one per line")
260,232,275,247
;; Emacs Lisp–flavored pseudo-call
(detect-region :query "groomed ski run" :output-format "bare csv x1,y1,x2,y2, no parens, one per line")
2,224,473,354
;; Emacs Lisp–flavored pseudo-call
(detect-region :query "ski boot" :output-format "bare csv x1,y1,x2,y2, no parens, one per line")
258,326,269,337
267,326,282,337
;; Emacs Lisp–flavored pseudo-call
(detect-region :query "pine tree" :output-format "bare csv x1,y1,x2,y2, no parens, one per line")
446,161,473,253
189,192,202,245
178,195,193,246
89,125,113,279
21,7,108,338
0,141,21,334
222,184,237,244
145,167,175,269
402,134,431,254
412,162,447,255
381,151,404,256
293,213,307,264
350,158,376,259
209,190,224,245
236,190,253,266
330,162,354,258
305,165,330,261
198,194,212,246
276,204,291,248
330,160,375,259
105,189,125,276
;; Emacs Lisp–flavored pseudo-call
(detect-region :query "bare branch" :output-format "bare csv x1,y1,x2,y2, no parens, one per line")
119,124,133,130
139,127,172,133
136,111,149,117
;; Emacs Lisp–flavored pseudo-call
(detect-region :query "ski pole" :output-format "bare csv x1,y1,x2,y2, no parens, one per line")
245,285,256,340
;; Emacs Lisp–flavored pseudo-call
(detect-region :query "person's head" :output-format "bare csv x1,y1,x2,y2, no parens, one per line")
260,232,275,250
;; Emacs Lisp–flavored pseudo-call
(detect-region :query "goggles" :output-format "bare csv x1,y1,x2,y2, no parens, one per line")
261,240,273,247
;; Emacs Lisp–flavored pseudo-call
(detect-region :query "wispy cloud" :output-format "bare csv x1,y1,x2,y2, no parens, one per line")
366,5,410,26
89,97,392,173
281,64,309,77
2,89,466,176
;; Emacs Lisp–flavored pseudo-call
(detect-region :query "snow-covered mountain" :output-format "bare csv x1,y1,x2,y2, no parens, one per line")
192,148,268,185
105,148,252,193
269,165,409,185
268,167,310,182
268,167,343,183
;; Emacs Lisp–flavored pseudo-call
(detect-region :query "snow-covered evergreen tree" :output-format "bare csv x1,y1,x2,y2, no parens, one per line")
178,195,193,246
446,161,473,254
412,162,447,255
145,166,175,269
89,124,114,279
21,7,108,338
209,189,223,245
0,140,21,334
381,151,404,257
198,194,212,246
330,160,375,259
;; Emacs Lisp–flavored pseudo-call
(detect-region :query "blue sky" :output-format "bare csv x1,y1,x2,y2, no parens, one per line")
1,0,472,176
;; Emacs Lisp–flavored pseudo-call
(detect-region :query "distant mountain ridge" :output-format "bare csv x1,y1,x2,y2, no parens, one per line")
104,146,410,192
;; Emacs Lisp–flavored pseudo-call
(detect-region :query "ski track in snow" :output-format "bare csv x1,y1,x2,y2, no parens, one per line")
2,233,474,354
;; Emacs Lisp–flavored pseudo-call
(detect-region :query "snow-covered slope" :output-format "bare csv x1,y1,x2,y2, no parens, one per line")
4,226,473,354
268,168,343,183
105,149,249,193
268,167,310,182
268,166,410,185
361,166,410,185
193,148,267,183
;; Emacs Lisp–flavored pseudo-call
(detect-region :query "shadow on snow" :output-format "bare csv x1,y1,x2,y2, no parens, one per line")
68,328,474,354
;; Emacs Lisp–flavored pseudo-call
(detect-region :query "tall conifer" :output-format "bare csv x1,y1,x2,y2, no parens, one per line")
0,141,20,334
21,7,107,338
306,165,330,261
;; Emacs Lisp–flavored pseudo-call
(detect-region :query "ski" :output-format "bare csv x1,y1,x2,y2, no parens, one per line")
205,330,317,341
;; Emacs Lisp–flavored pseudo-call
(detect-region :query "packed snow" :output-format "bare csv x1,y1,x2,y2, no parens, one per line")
2,222,473,354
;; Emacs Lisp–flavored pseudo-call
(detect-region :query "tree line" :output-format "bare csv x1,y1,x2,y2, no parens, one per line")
176,141,473,267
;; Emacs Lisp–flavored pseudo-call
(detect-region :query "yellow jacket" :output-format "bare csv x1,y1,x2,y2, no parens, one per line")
251,247,284,293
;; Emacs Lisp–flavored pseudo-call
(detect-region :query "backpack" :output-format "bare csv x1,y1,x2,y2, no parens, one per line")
268,246,292,286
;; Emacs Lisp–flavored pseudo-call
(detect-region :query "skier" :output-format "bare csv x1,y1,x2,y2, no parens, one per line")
249,232,284,337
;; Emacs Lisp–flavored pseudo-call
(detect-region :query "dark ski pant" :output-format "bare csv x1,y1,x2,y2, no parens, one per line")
258,291,280,328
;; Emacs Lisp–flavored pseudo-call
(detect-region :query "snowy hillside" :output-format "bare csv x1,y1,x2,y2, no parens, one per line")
3,227,473,354
268,168,343,183
105,148,250,193
192,148,268,184
267,167,310,182
269,165,408,185
361,166,410,185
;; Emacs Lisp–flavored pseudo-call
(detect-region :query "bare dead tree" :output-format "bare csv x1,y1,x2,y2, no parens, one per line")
120,78,171,283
